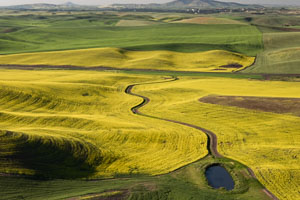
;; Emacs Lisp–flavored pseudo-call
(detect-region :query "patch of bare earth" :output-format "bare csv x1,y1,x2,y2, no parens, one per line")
2,27,19,33
263,75,300,82
219,63,243,68
67,190,129,200
199,95,300,116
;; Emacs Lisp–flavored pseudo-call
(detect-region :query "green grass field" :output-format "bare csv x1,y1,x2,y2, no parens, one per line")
249,15,300,33
0,156,269,200
240,15,300,74
0,13,262,56
242,32,300,74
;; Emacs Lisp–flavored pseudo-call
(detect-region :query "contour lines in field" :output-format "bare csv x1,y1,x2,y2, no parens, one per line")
0,48,255,72
0,69,208,178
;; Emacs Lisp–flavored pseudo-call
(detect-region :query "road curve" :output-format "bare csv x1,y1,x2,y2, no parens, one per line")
125,77,221,158
247,168,279,200
125,77,279,200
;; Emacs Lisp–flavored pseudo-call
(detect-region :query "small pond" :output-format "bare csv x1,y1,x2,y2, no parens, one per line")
205,164,235,191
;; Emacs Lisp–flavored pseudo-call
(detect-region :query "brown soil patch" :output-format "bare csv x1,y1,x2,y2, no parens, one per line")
67,190,129,200
219,63,243,69
263,75,300,82
276,27,300,32
199,95,300,116
2,27,19,33
116,20,157,27
181,17,212,24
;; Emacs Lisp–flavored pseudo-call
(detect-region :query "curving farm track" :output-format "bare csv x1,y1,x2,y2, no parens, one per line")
125,76,279,200
125,78,221,158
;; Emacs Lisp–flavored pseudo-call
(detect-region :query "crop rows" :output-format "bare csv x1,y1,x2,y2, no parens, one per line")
0,48,255,72
0,69,207,178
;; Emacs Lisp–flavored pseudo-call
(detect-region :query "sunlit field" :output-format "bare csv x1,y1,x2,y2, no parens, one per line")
0,8,299,200
0,69,207,178
134,77,300,200
0,48,255,72
0,13,262,55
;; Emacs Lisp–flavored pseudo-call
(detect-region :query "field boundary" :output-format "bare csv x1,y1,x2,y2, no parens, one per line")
236,56,258,73
0,64,265,79
2,64,300,77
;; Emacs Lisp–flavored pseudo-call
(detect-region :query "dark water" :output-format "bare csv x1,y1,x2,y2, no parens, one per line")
205,165,235,190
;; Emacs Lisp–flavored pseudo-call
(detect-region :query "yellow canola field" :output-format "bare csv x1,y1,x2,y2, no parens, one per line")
0,47,254,72
175,16,245,25
0,70,207,178
134,77,300,200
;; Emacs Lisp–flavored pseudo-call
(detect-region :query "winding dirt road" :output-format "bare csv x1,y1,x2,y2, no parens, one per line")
125,77,279,200
125,77,221,158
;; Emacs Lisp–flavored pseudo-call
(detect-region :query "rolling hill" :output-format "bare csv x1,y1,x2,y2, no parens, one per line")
1,2,97,11
164,0,246,8
112,0,261,9
1,0,262,11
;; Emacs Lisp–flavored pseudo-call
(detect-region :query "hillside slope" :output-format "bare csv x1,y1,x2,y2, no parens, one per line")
0,48,255,72
135,77,300,200
164,0,246,8
112,0,260,9
0,70,208,178
243,32,300,74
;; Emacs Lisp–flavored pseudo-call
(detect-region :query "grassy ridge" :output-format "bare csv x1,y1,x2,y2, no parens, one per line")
241,15,300,74
116,19,161,26
243,32,300,74
0,69,208,178
134,77,300,200
0,14,262,55
0,156,269,200
249,15,300,33
0,48,255,72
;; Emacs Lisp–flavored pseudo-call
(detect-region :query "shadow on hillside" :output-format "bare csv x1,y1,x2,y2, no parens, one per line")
1,130,102,179
124,43,260,55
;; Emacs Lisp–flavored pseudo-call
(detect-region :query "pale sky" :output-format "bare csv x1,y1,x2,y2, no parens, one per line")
0,0,299,6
